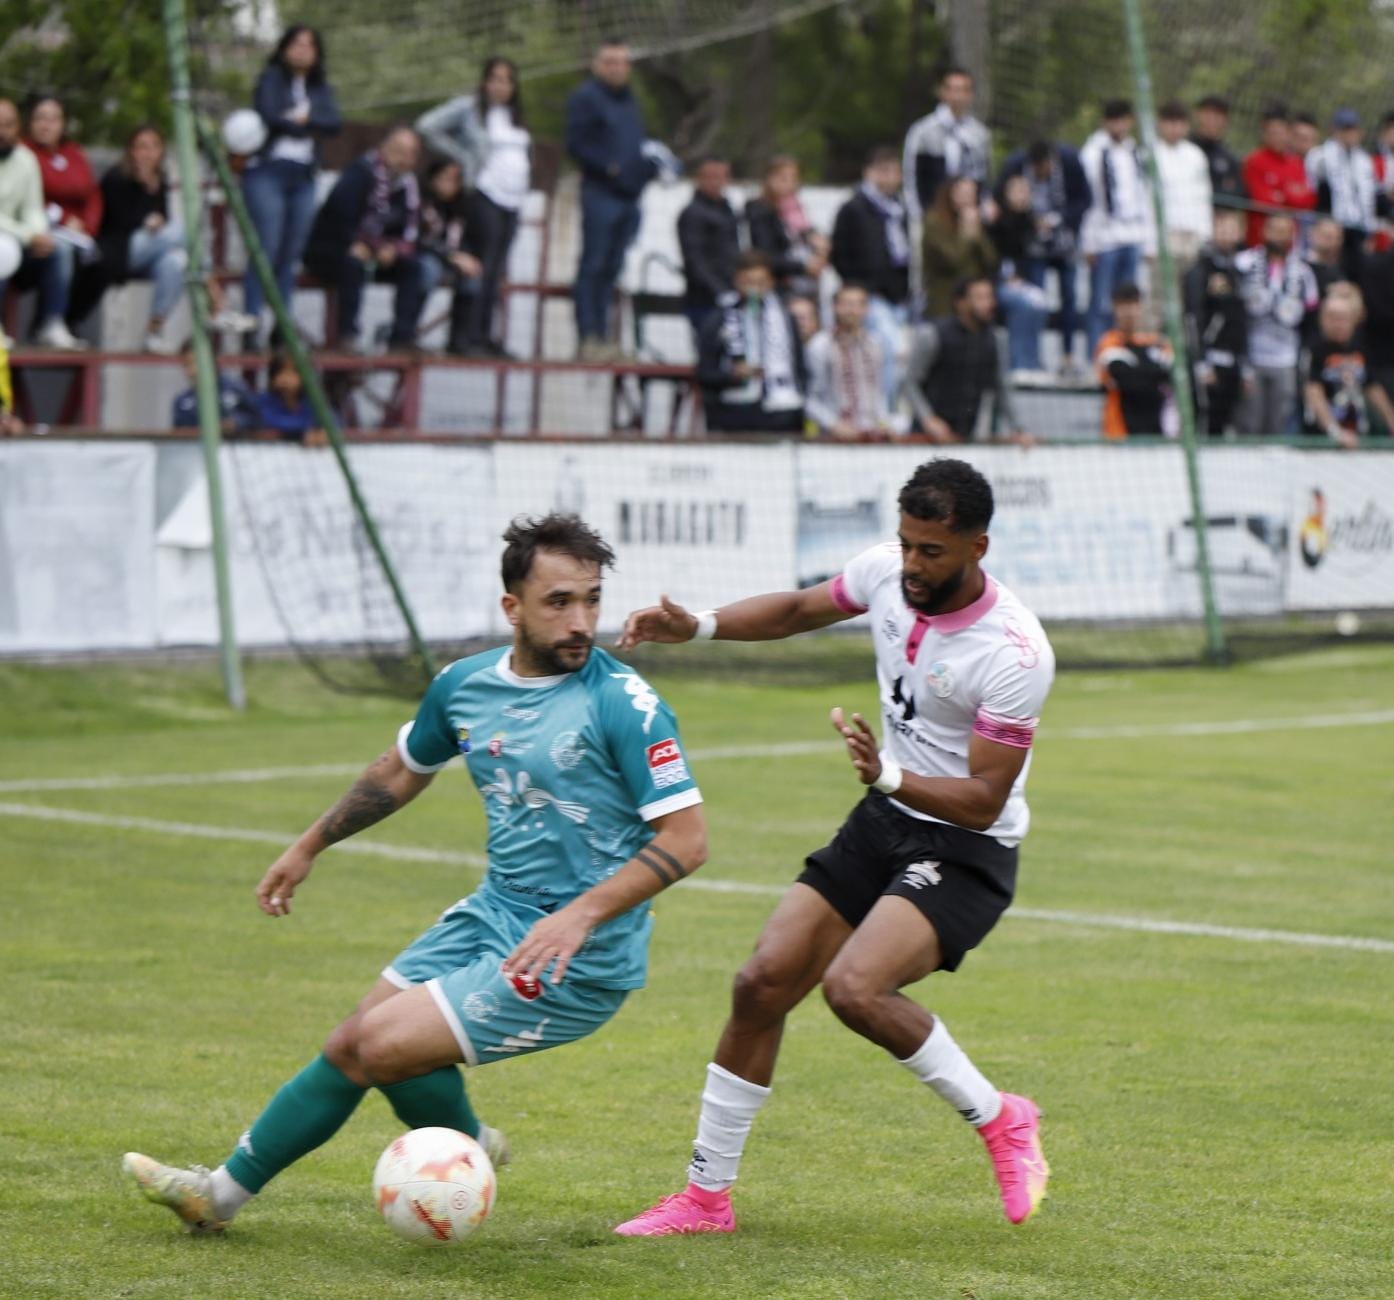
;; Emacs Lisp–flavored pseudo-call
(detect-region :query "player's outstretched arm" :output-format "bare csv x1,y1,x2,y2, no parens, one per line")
255,746,435,918
503,804,708,985
830,707,1027,833
617,581,855,651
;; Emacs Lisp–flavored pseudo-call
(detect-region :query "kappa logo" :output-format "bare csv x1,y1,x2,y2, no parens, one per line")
646,737,690,789
550,730,586,771
611,671,660,734
901,860,942,890
460,990,501,1023
484,1015,550,1054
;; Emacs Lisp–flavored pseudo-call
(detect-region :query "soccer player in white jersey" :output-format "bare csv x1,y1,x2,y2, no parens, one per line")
612,458,1055,1235
122,514,708,1234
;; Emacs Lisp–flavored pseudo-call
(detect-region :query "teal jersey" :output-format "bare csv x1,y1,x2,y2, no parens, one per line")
398,645,702,989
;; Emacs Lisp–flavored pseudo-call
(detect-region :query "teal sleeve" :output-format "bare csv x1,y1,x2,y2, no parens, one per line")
397,658,473,773
598,669,702,821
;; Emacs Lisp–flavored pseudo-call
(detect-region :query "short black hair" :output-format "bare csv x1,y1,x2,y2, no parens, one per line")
1112,281,1142,305
898,459,994,533
500,513,615,593
1158,99,1188,122
1103,97,1133,121
1197,94,1229,113
1261,101,1290,123
1294,110,1318,128
1381,110,1394,129
951,274,993,302
735,249,774,276
864,144,899,170
1027,139,1052,165
598,35,628,49
940,65,973,84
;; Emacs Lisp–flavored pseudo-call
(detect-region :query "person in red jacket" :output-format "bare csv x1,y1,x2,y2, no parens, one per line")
1242,104,1316,247
23,94,105,337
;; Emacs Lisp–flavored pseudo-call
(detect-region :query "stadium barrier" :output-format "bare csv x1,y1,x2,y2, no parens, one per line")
1,438,1388,658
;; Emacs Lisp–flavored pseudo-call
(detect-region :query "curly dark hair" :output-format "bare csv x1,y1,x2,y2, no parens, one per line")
501,513,616,592
898,459,994,533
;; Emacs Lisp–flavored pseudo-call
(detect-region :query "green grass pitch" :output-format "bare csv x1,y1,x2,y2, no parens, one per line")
2,644,1392,1299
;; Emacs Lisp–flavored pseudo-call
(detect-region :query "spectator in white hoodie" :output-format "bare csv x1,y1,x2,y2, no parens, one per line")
1154,100,1212,281
1080,98,1156,354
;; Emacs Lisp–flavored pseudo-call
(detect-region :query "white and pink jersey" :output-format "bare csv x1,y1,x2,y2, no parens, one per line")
830,543,1055,847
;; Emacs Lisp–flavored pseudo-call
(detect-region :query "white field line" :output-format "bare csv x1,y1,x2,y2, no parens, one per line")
2,709,1392,795
2,799,1391,955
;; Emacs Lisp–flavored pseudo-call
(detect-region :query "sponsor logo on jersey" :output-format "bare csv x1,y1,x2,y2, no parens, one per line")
502,705,540,722
549,730,585,771
611,670,660,734
646,737,690,789
461,990,501,1023
900,860,942,889
927,660,955,699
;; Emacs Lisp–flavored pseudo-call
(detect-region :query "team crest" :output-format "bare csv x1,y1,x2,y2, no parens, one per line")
927,660,955,698
550,730,585,770
456,725,472,754
460,991,500,1023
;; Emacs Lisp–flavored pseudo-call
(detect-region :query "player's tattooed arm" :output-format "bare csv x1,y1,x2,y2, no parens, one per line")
504,805,708,983
256,747,436,917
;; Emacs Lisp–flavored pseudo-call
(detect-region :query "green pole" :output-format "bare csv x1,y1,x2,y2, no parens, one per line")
162,0,246,709
195,120,438,682
1121,0,1227,664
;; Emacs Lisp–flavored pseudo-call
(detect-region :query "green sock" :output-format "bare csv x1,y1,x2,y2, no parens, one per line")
224,1054,367,1194
378,1066,481,1139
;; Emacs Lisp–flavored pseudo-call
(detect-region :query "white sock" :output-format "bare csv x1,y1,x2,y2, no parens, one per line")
210,1166,254,1220
687,1062,771,1192
897,1018,1002,1127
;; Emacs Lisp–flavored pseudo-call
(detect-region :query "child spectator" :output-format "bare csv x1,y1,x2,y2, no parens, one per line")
171,341,257,435
1096,282,1173,438
256,350,328,444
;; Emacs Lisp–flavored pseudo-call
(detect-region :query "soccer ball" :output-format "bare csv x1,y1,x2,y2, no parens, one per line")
221,109,268,157
372,1127,496,1245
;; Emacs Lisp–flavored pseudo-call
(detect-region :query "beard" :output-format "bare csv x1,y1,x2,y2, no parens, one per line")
901,566,968,614
517,621,593,675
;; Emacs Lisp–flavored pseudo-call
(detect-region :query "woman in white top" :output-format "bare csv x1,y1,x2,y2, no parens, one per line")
417,57,530,356
243,26,342,343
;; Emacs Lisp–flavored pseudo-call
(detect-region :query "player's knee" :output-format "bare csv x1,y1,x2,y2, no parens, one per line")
731,953,797,1023
821,965,880,1030
356,1017,414,1085
323,1019,369,1083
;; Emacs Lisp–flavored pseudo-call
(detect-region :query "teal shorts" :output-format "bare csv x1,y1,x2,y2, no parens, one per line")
383,891,628,1067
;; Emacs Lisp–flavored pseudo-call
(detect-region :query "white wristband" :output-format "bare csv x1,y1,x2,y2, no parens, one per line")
692,609,718,641
873,753,903,795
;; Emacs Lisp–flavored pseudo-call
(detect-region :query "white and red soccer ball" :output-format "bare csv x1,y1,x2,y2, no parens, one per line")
372,1127,496,1245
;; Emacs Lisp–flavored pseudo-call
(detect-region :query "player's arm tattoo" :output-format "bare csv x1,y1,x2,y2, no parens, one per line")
317,753,400,846
636,841,691,887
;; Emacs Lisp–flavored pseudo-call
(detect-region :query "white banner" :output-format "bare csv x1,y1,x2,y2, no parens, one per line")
492,443,798,628
0,442,156,651
1283,452,1394,611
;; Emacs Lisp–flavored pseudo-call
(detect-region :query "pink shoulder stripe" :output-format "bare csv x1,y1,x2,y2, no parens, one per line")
828,574,869,615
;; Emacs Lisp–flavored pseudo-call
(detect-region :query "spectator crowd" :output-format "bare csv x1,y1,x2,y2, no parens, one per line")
2,32,1393,446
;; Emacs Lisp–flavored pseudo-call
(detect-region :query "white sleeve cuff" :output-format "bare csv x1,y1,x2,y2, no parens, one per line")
638,788,703,822
396,720,454,774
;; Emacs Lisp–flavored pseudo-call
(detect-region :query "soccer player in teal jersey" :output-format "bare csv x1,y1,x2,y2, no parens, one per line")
123,513,708,1234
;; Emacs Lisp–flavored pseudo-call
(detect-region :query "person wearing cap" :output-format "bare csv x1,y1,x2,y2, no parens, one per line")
1307,109,1378,280
1190,95,1245,209
1242,104,1316,248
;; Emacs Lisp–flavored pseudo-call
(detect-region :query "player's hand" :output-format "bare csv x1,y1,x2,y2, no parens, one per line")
255,844,316,917
616,593,697,651
503,901,597,985
830,707,882,785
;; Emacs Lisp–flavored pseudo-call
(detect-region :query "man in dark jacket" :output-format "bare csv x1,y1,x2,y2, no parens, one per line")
566,38,659,360
1184,208,1247,435
303,126,428,351
677,156,740,338
996,139,1091,371
1190,95,1246,208
830,147,910,404
697,252,807,433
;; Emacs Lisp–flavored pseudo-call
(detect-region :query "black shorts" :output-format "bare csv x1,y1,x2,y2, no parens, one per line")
796,791,1018,972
